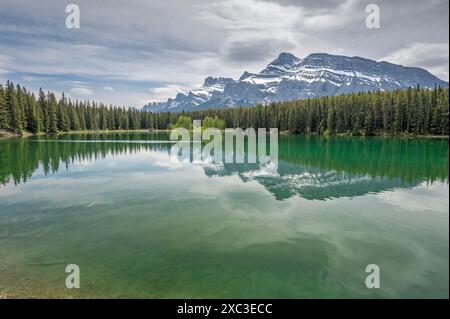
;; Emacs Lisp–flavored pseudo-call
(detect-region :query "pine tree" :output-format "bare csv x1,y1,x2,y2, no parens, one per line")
0,84,8,130
26,93,42,133
38,88,49,133
47,92,58,133
327,103,336,134
16,85,27,130
409,87,420,133
121,108,129,130
393,91,404,133
5,81,23,132
68,102,80,131
381,92,392,133
364,104,375,136
57,94,70,131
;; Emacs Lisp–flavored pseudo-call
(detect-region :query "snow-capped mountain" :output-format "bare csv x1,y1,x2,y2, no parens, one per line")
143,52,448,112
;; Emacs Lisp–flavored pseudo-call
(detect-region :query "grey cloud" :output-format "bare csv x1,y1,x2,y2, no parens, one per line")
261,0,348,10
0,0,448,106
224,38,296,64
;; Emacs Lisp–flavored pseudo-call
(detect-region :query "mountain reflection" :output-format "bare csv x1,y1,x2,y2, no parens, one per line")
1,133,448,201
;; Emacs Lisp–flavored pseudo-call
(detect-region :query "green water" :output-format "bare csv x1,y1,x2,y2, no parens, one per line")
0,133,448,298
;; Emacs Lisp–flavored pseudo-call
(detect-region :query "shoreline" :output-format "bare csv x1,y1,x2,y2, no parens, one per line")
1,129,448,140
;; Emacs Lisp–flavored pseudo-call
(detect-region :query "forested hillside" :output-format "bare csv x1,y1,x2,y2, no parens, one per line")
0,81,448,136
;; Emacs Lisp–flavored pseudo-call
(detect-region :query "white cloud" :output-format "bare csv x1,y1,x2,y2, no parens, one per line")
0,0,448,107
21,75,51,82
147,85,188,102
377,181,449,212
70,87,95,96
0,54,12,80
0,53,11,64
104,86,114,92
381,43,449,81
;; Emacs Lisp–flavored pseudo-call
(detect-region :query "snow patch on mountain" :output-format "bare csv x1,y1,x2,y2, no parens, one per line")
143,52,448,112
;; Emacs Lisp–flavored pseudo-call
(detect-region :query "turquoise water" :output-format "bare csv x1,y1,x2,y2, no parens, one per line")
0,133,448,298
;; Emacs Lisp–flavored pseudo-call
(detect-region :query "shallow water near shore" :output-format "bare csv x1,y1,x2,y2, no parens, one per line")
0,132,448,298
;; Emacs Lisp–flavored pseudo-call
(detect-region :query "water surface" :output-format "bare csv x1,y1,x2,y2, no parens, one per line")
0,133,448,298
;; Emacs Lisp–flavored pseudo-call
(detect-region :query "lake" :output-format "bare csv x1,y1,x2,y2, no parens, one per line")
0,133,448,298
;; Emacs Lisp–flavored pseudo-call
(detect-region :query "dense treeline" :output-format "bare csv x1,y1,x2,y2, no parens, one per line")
0,80,448,136
186,86,449,136
0,81,154,134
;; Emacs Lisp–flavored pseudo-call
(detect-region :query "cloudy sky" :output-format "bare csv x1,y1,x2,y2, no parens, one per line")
0,0,448,107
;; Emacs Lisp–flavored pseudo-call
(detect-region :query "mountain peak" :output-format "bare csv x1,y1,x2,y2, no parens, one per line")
270,52,300,66
239,71,253,81
143,52,448,112
203,76,234,87
261,52,301,75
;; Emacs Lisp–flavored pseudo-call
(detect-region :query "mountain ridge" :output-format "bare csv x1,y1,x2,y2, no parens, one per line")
143,52,448,112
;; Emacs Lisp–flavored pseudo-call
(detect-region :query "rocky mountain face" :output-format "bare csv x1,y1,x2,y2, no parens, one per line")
143,52,448,112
